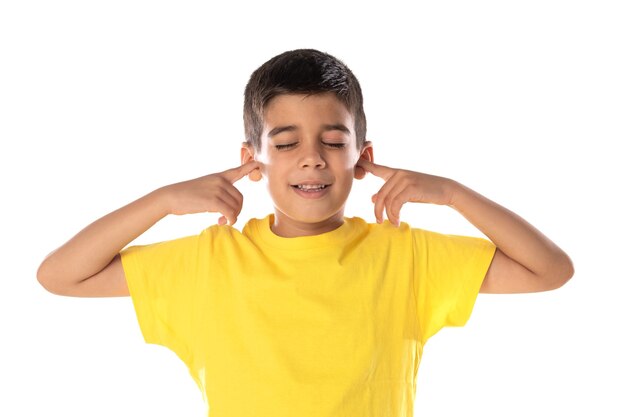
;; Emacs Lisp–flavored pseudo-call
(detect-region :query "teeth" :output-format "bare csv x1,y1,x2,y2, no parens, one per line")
296,184,327,190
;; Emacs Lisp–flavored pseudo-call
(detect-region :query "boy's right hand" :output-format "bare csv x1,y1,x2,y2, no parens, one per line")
161,160,261,226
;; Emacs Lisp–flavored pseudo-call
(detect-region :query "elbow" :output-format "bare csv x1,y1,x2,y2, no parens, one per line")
36,263,54,294
36,260,63,296
545,253,575,291
559,252,575,286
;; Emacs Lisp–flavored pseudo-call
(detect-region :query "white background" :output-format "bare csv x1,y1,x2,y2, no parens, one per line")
1,1,624,416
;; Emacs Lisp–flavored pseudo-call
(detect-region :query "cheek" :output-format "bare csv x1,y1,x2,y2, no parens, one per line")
260,161,287,187
255,152,275,176
335,163,357,185
340,154,360,172
342,148,361,169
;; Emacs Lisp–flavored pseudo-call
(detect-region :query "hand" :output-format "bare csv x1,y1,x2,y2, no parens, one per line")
357,158,456,226
161,160,261,225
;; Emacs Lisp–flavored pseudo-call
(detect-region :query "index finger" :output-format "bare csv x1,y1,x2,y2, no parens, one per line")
222,160,261,183
357,158,395,180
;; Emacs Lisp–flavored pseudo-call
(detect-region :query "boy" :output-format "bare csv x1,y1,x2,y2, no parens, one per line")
37,49,574,416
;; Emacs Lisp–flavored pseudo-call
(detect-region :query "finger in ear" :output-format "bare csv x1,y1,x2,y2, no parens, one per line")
354,165,367,180
248,168,262,182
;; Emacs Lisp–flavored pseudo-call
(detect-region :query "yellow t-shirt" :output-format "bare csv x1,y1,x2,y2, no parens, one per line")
120,214,496,417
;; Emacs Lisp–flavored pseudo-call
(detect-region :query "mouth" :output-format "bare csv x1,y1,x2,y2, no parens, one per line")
290,184,331,192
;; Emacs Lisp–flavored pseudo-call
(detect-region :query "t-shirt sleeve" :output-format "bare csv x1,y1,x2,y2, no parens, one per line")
412,228,497,344
120,232,206,367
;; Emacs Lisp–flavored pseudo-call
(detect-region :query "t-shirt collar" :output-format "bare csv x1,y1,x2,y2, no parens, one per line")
245,214,363,250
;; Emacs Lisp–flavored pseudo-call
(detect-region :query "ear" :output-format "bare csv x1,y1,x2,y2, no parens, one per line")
354,141,373,180
240,142,263,182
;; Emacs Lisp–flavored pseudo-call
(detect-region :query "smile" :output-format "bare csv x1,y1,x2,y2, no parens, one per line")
290,184,332,199
291,184,329,191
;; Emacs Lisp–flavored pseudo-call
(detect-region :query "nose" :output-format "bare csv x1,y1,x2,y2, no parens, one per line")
298,144,326,169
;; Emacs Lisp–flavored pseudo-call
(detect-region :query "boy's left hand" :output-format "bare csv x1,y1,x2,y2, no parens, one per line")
357,158,456,226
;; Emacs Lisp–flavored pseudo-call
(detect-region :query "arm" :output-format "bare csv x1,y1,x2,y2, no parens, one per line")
37,161,260,297
357,158,574,294
449,181,574,293
37,188,170,296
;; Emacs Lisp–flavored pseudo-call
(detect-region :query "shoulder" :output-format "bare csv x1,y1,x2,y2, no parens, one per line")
366,221,493,256
357,217,421,238
200,223,249,246
351,217,415,244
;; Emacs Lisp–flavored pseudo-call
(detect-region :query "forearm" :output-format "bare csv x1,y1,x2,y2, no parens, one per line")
448,180,574,278
37,187,171,286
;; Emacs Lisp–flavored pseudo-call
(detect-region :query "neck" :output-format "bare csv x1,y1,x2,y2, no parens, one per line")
270,212,345,238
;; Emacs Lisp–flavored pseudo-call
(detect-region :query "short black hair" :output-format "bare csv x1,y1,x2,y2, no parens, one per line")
243,49,367,151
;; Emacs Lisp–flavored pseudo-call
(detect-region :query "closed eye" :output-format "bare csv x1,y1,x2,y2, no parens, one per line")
274,142,346,150
325,143,346,149
275,143,296,150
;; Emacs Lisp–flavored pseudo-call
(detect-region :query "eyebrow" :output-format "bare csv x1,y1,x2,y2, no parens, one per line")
267,123,351,138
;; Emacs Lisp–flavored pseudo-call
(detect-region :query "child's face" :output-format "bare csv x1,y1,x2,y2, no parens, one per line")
242,92,372,237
